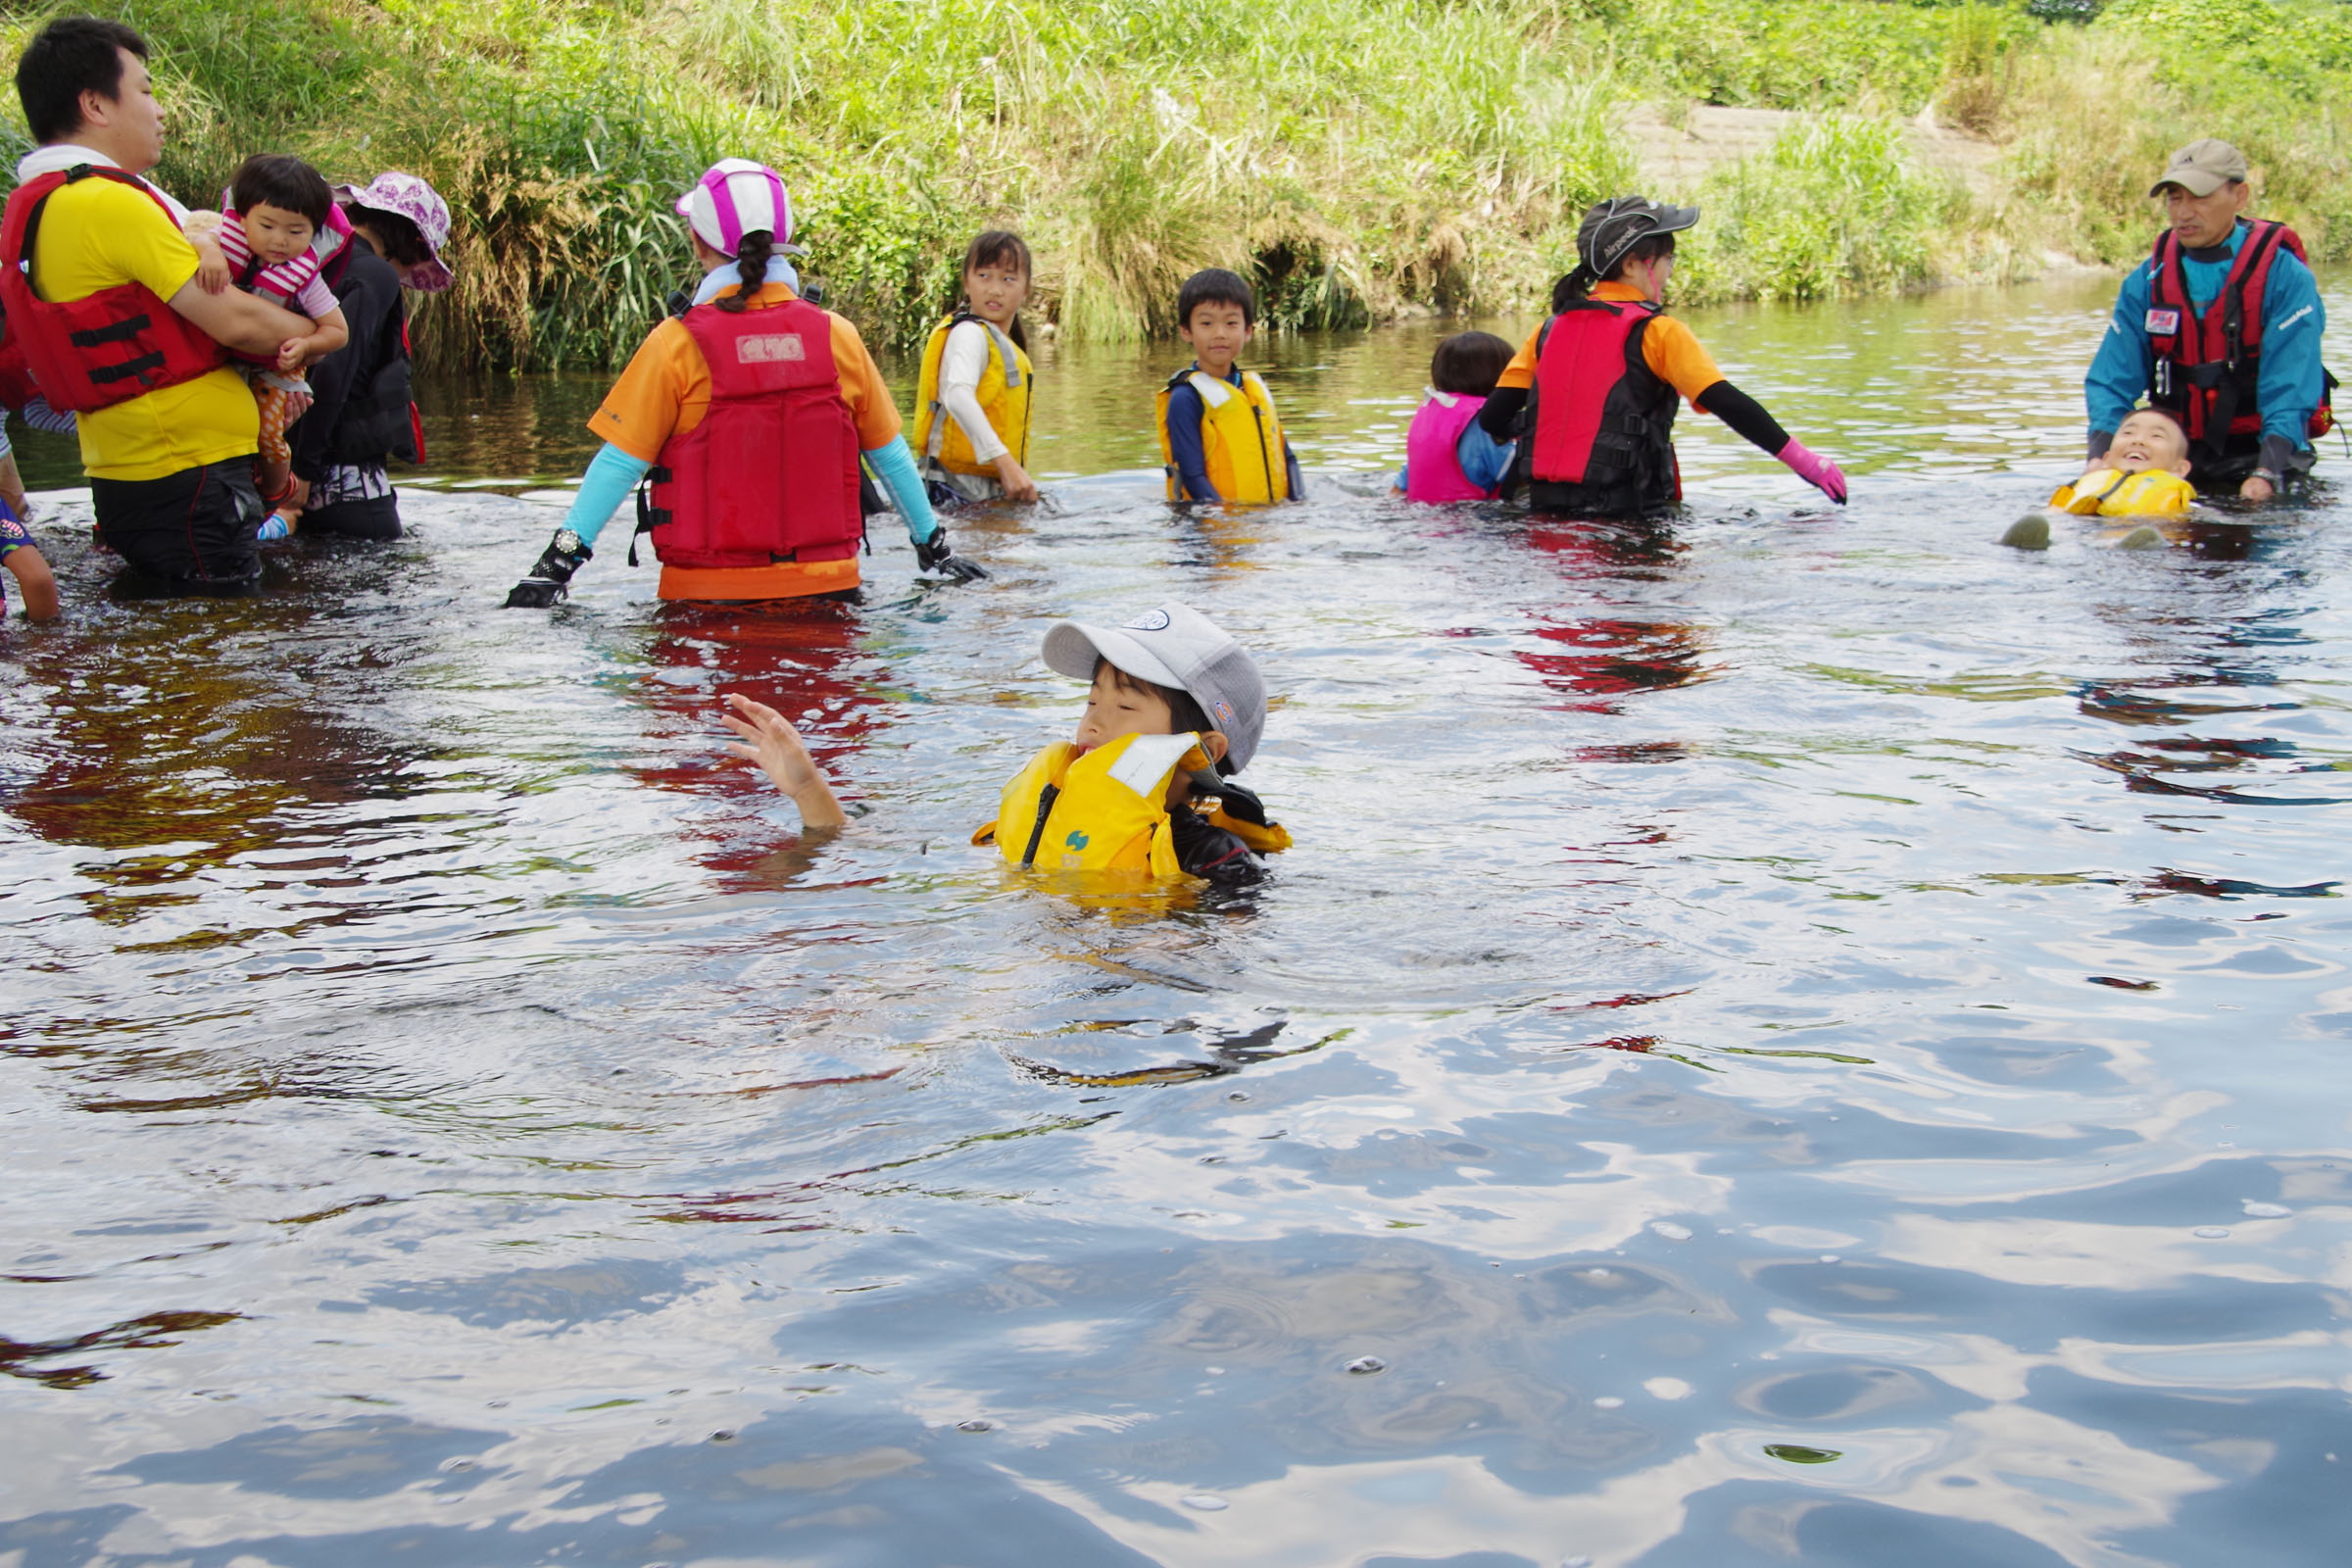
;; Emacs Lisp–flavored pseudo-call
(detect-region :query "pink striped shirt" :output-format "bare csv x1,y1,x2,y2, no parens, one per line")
215,209,341,319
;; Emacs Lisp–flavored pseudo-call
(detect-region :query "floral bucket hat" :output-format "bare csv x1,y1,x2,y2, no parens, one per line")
336,172,455,293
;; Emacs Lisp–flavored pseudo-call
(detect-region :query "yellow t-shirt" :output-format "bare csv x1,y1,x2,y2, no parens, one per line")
30,174,257,482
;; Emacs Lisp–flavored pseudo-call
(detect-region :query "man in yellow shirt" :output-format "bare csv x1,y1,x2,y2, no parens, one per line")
10,19,308,590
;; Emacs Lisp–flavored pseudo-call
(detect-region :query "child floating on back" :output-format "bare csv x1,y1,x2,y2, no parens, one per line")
723,601,1290,887
1156,270,1304,504
913,229,1041,505
2001,409,2197,550
1393,330,1517,502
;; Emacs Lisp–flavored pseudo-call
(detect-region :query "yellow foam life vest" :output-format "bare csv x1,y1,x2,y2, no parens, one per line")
1156,368,1292,503
912,313,1032,476
2049,468,2196,517
972,730,1292,878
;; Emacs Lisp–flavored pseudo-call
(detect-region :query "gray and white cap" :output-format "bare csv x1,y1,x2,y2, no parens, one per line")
1042,602,1267,772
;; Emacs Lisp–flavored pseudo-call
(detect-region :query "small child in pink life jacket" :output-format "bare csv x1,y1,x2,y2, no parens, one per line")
1392,331,1517,502
2003,409,2199,550
184,155,352,538
0,500,59,622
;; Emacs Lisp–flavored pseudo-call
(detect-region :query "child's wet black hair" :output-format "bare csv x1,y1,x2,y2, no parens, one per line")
960,229,1032,350
1094,658,1228,774
231,154,333,229
1177,268,1256,330
1430,330,1514,397
2123,406,2189,443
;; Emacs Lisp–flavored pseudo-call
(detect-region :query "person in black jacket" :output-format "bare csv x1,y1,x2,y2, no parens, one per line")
285,172,452,540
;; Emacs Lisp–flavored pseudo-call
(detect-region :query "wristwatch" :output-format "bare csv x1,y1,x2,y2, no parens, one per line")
2251,468,2284,489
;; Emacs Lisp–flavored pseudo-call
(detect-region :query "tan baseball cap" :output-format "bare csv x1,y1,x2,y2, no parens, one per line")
2150,139,2249,197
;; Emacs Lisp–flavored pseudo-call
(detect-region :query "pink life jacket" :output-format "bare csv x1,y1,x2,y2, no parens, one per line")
1403,391,1494,502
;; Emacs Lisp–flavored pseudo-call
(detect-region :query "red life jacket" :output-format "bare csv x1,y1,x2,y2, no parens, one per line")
644,296,863,570
0,306,39,408
1526,299,1682,512
2146,219,2333,455
0,166,230,414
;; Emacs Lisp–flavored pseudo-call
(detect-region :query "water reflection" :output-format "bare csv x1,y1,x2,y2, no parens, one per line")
5,273,2352,1567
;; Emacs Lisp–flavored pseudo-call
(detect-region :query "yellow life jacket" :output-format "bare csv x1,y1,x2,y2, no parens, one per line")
1156,367,1292,503
972,730,1293,878
912,313,1032,476
2049,468,2196,517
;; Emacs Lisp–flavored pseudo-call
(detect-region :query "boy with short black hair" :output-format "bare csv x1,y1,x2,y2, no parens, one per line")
1154,268,1304,504
722,601,1291,886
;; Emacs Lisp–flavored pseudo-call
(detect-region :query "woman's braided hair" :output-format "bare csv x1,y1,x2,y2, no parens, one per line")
713,229,774,314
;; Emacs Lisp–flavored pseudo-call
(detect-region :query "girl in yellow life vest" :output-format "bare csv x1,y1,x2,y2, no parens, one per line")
721,602,1290,887
1157,269,1305,504
912,230,1039,504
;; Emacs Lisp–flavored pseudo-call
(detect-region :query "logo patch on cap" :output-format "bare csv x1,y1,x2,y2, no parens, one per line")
738,334,806,365
1124,610,1172,631
1212,700,1235,725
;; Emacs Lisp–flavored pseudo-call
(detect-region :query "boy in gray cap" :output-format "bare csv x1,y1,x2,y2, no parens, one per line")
722,601,1289,885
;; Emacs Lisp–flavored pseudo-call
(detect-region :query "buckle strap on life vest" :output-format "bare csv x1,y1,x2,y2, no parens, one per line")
2147,218,2312,452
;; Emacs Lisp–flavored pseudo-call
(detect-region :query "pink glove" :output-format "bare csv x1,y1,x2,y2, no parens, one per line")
1778,438,1847,504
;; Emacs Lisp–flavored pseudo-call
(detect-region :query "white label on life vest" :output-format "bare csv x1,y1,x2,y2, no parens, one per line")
1105,733,1200,799
737,334,806,365
2145,309,2180,335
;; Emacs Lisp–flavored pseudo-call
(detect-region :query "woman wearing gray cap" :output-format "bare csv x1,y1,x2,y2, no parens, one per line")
1477,195,1848,516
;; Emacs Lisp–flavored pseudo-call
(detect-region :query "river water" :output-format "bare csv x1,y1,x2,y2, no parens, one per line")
5,273,2349,1567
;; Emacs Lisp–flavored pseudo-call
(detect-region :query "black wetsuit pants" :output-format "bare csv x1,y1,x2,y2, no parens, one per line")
91,456,263,593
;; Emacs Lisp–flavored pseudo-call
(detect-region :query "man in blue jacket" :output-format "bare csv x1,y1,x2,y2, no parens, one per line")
2083,139,2329,502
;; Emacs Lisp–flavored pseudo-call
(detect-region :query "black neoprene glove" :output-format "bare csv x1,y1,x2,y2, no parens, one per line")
503,529,593,608
914,525,990,582
1207,779,1269,825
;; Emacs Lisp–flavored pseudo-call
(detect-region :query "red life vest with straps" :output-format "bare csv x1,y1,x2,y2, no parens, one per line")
0,166,230,414
644,296,864,571
0,308,39,408
2146,218,2334,455
1526,298,1682,510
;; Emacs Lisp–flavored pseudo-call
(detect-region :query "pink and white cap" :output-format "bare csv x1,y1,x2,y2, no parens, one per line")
674,160,803,256
335,172,455,292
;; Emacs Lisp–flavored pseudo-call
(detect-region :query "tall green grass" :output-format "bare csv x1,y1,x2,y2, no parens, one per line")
4,0,2344,370
1674,117,1964,304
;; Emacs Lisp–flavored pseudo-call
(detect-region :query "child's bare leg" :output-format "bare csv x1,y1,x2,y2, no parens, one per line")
254,383,296,503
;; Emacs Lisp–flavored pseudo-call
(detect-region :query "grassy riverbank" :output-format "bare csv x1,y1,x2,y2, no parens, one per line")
9,0,2347,369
